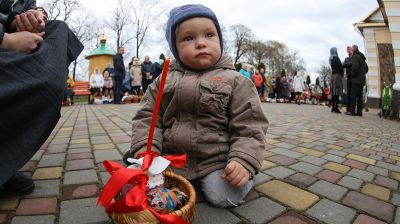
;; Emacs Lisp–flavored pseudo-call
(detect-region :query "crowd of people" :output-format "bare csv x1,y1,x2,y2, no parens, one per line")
238,64,329,105
235,44,368,117
64,52,166,105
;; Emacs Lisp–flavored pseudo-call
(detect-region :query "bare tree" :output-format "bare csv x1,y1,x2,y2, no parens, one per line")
219,24,231,55
69,9,100,80
106,0,133,49
44,0,79,22
316,62,332,86
264,40,285,75
247,40,267,67
131,0,163,58
229,24,253,66
262,40,306,77
43,0,100,79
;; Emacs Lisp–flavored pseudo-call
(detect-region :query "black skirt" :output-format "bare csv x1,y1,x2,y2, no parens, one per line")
0,20,83,184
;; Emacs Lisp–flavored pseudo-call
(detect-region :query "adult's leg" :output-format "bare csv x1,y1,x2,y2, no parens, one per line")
200,169,254,208
114,78,123,104
0,20,83,186
346,79,352,112
350,84,364,115
354,84,364,116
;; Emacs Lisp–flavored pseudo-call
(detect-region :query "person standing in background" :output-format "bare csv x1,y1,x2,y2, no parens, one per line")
141,55,153,93
343,46,353,113
293,71,304,105
113,47,125,104
129,57,142,95
151,53,165,81
329,47,344,113
347,44,368,116
239,64,251,80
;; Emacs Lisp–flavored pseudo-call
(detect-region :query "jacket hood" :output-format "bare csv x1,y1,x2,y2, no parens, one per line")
354,50,366,61
169,55,235,73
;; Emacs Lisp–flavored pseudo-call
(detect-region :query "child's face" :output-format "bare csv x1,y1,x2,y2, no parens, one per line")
176,17,221,70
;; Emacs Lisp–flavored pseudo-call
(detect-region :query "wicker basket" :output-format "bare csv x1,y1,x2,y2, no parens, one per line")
110,169,196,224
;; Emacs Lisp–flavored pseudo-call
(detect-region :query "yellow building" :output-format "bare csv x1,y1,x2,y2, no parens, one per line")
355,0,400,109
85,35,115,80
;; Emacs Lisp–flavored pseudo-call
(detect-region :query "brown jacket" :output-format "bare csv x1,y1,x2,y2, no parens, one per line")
130,56,268,180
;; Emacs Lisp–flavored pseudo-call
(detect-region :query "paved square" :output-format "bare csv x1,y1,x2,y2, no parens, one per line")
1,103,399,223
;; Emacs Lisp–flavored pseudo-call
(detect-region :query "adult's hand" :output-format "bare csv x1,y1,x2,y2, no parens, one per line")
15,9,46,33
1,31,45,54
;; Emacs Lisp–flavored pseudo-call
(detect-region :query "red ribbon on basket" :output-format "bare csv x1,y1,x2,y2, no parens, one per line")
97,59,189,224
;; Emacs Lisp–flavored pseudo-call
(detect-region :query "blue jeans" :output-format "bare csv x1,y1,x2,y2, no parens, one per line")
200,169,254,208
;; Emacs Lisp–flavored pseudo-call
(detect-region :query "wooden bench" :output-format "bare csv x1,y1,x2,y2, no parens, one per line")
73,81,91,103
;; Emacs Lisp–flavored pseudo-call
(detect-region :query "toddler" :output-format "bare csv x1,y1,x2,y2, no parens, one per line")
124,4,268,208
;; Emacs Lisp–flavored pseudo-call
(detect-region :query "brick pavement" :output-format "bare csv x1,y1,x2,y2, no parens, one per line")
0,103,400,224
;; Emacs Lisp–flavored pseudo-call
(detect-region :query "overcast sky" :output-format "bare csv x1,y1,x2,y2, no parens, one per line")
41,0,379,79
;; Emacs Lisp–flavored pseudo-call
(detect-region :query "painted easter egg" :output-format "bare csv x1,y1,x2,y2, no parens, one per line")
147,187,178,214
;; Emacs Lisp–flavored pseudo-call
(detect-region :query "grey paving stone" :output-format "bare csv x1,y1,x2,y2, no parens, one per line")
37,153,66,167
11,215,55,224
116,143,131,154
31,150,44,161
59,198,109,224
193,203,240,224
371,155,383,161
90,135,110,141
322,154,346,163
299,155,328,166
312,145,330,152
68,143,91,149
307,199,356,224
338,176,363,190
233,197,286,223
100,172,111,185
67,147,91,154
275,142,296,149
25,180,60,198
367,165,389,176
308,180,348,201
270,148,304,159
51,138,70,144
319,138,336,144
289,162,322,175
348,168,375,182
393,192,400,207
377,161,400,172
327,149,348,157
377,152,388,158
300,142,321,148
63,169,98,185
94,149,122,163
396,207,400,224
254,172,272,186
263,166,296,178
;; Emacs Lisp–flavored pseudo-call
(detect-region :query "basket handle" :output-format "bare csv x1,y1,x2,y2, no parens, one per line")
142,59,171,173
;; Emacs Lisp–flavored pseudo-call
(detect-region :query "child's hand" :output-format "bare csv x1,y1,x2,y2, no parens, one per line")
221,161,251,188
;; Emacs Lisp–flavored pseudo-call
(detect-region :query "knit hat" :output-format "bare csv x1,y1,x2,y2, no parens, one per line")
165,4,223,68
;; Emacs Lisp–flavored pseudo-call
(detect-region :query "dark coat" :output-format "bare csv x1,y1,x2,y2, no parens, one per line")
330,56,343,76
350,51,367,85
113,54,125,81
343,56,352,77
151,62,163,80
141,61,153,78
